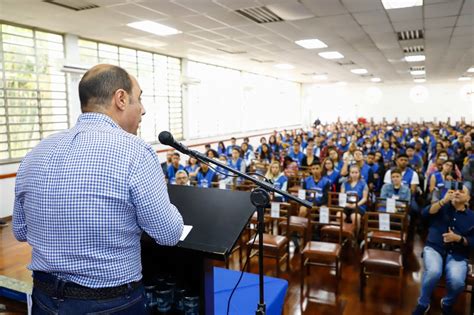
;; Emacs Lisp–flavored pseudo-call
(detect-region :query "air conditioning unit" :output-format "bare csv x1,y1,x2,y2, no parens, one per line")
61,64,89,74
180,76,201,86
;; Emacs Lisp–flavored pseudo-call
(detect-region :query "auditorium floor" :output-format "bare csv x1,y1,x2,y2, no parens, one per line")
0,222,471,315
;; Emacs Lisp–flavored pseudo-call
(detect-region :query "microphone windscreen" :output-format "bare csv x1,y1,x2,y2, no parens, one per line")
158,131,174,146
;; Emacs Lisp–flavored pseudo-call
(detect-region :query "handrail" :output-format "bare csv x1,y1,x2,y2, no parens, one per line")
0,173,16,179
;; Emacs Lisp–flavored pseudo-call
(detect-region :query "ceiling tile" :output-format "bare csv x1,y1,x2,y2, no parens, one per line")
387,7,422,22
424,1,464,18
138,0,197,17
300,0,348,16
456,14,474,26
425,16,458,29
353,10,391,25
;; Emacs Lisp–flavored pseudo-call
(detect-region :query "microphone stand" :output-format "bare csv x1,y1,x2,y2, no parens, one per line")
169,144,312,315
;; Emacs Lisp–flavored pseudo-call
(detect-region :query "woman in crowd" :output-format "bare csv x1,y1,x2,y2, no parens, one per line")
185,156,199,180
265,161,288,202
341,165,369,232
217,141,226,157
322,158,340,191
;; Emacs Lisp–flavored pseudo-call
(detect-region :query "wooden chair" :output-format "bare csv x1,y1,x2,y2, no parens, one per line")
360,212,405,301
300,206,343,310
246,202,290,277
321,192,359,249
371,198,410,264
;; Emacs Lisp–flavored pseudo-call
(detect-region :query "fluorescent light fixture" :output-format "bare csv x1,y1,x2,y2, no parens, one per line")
458,77,471,81
313,74,328,80
371,77,382,82
467,67,474,73
335,81,347,86
123,37,167,48
351,68,368,74
405,55,425,62
274,63,294,70
414,78,426,83
318,51,344,60
295,38,327,49
410,70,425,76
127,21,181,36
381,0,423,10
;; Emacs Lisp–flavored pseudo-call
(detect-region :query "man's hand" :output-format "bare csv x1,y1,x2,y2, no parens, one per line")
442,227,462,243
442,190,455,204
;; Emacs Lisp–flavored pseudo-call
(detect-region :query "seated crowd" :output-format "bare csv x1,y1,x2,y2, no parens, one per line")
160,120,473,315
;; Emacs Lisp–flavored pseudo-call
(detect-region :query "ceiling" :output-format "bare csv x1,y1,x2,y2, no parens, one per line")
0,0,472,84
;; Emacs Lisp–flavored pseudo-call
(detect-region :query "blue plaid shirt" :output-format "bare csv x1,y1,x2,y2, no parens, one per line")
13,113,184,288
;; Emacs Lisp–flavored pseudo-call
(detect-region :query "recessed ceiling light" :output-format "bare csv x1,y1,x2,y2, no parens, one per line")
127,21,182,36
313,74,328,80
351,68,368,74
458,77,472,81
381,0,423,10
123,37,167,48
371,77,382,82
318,51,344,60
335,81,347,86
405,55,425,62
467,67,474,73
295,38,328,49
410,70,426,76
414,78,426,83
274,63,294,70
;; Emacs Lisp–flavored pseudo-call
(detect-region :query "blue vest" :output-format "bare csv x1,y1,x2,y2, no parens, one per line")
381,149,394,162
304,176,330,204
433,171,448,199
324,170,340,186
167,164,185,182
228,158,243,171
185,164,198,175
343,180,367,213
360,163,371,183
273,174,288,202
402,168,414,186
197,169,215,188
289,151,305,166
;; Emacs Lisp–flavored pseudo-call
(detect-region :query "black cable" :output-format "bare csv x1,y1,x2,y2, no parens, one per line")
226,230,258,315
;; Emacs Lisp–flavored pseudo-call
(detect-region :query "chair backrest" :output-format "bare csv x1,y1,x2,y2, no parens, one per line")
374,198,409,214
265,202,291,233
363,212,406,249
307,206,343,245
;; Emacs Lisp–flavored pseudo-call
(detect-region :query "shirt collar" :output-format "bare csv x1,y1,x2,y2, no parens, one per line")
77,112,121,130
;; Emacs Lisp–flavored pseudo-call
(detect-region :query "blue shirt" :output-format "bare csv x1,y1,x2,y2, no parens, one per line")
13,113,184,288
422,203,474,260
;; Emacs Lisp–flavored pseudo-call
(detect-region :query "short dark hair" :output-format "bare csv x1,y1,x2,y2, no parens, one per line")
367,152,375,157
391,168,403,176
79,64,132,110
173,152,180,158
397,153,409,159
310,161,322,167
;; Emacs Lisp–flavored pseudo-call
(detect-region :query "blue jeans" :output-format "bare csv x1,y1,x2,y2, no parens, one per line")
32,280,147,315
418,246,468,307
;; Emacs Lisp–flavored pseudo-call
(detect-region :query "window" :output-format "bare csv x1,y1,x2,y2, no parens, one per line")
78,39,183,142
186,61,301,139
0,23,68,161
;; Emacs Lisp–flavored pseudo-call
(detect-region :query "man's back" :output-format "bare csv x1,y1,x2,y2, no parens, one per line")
13,113,183,288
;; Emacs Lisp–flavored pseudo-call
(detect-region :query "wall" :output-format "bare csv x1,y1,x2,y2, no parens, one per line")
301,81,474,125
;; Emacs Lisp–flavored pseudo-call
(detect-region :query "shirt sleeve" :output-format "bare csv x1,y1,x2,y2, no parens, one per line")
130,146,184,246
12,163,27,242
383,170,391,184
411,171,420,185
12,192,27,242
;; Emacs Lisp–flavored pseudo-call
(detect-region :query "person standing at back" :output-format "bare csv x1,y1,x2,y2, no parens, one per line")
13,64,184,315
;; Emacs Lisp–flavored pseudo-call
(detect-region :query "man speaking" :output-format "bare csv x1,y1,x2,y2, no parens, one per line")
13,64,184,314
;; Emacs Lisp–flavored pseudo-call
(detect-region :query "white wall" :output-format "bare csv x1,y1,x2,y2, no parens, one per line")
302,81,474,125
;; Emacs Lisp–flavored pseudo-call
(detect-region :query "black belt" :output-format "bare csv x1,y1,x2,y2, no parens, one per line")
33,272,142,300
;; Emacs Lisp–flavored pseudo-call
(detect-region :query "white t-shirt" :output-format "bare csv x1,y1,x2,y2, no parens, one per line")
383,169,419,185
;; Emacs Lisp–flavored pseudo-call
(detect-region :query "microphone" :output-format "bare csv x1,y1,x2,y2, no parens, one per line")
158,131,190,154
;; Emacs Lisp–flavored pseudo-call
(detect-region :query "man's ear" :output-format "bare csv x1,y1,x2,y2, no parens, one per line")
113,89,128,111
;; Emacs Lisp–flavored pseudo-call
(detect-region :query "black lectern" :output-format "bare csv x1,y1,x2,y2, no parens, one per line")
141,184,255,314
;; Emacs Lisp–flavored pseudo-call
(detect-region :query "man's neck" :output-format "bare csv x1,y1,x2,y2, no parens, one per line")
313,175,321,181
452,201,466,211
393,184,401,189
